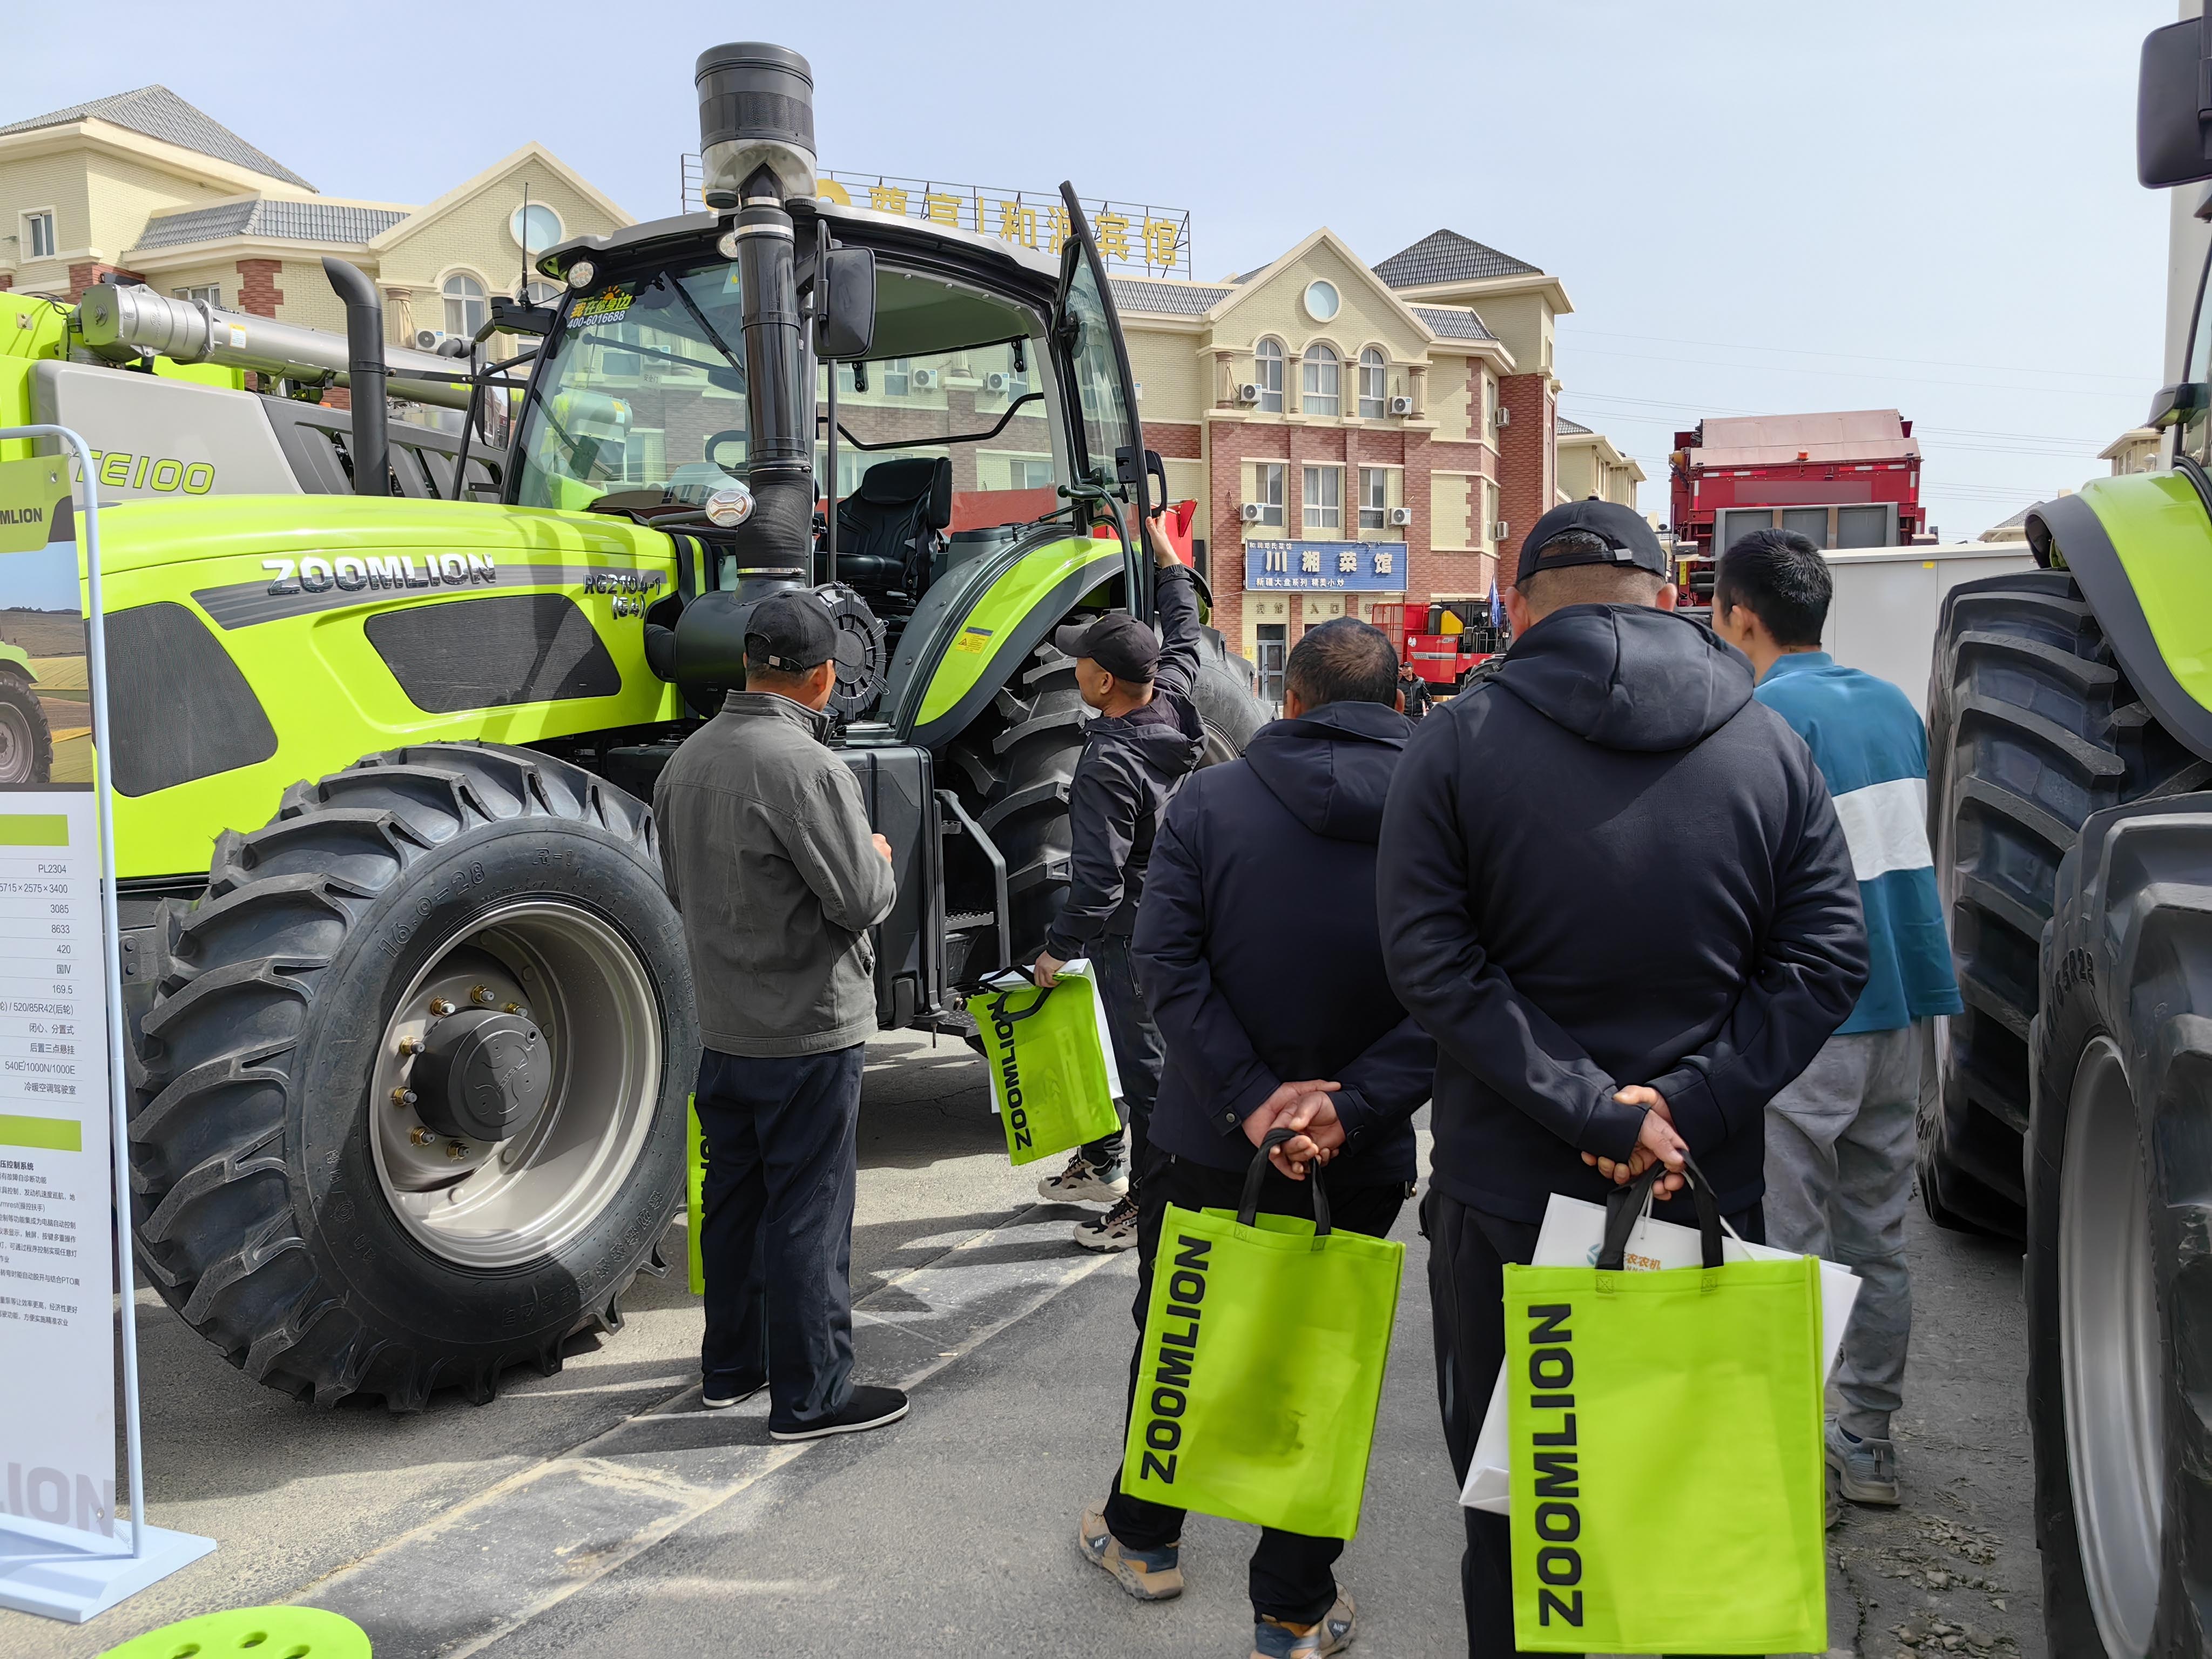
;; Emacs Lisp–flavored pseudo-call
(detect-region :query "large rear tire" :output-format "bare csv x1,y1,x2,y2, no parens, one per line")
2028,797,2212,1657
0,673,54,785
1924,570,2206,1239
127,744,696,1409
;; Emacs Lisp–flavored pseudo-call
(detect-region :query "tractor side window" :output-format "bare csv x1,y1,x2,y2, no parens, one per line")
1061,253,1135,492
2187,244,2212,466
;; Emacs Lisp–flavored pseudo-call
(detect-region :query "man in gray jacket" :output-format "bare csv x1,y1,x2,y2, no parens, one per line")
655,591,907,1440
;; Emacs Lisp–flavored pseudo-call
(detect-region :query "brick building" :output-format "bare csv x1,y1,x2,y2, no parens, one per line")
1109,226,1622,680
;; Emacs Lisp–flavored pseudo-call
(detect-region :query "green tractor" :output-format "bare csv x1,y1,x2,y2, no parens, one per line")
0,43,1262,1412
1918,17,2212,1654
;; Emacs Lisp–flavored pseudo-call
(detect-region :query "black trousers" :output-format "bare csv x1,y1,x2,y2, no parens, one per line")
694,1043,864,1434
1103,1146,1409,1624
1078,932,1166,1175
1425,1186,1765,1659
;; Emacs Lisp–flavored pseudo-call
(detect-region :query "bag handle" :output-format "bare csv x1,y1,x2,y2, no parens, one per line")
1239,1125,1332,1237
984,965,1055,1026
1597,1156,1724,1271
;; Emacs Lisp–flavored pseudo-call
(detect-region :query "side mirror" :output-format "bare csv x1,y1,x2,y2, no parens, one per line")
816,246,875,360
2140,18,2212,188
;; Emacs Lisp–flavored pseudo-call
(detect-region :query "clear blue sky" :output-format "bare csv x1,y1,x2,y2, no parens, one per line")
10,0,2175,539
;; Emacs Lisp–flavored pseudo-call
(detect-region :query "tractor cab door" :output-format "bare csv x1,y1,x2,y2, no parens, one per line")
1053,185,1156,624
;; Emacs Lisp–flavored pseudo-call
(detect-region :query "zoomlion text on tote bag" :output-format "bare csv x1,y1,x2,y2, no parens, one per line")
965,965,1121,1166
1118,1130,1404,1540
1502,1166,1826,1655
1461,1186,1859,1514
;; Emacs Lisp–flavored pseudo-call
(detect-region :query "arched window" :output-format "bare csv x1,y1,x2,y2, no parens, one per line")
1302,343,1340,417
442,273,488,339
1254,338,1285,413
1358,348,1387,419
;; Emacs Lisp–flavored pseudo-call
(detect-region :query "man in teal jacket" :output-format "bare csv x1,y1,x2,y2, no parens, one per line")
1715,529,1964,1510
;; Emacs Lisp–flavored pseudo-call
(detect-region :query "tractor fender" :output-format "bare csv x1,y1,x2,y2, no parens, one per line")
2030,473,2212,764
893,531,1124,750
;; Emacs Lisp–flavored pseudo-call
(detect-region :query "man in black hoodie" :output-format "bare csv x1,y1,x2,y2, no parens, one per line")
1078,617,1433,1659
1378,500,1866,1656
1032,522,1208,1249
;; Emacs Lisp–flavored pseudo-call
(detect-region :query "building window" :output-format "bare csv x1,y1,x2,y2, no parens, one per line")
882,356,913,396
1358,348,1386,419
1254,338,1284,413
1255,462,1285,527
1303,464,1341,531
1302,345,1340,417
1256,623,1287,704
510,203,563,256
1359,467,1390,530
442,273,488,338
1303,280,1340,322
173,283,220,307
23,212,55,260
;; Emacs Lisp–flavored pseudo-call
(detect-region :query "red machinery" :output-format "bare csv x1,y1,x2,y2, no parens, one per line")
1374,602,1496,692
1667,409,1924,603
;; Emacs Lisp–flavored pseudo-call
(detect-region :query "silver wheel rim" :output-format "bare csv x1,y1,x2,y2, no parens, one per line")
2061,1036,2163,1657
0,701,31,783
370,899,661,1270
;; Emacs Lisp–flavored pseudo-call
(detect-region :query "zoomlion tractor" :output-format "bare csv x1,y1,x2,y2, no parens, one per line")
0,43,1263,1413
1917,16,2212,1655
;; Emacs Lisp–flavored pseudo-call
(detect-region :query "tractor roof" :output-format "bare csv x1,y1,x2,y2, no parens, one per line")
0,85,312,189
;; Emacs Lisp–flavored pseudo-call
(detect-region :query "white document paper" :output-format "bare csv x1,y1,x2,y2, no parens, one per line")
1458,1191,1862,1515
977,961,1122,1110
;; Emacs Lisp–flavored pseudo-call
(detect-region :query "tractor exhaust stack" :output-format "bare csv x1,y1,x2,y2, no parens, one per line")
322,258,389,497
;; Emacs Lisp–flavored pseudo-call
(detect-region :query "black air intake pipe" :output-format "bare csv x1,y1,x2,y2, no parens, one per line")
323,258,389,496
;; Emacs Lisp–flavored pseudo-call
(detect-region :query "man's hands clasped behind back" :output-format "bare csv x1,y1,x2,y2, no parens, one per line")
1582,1083,1689,1196
1243,1079,1345,1182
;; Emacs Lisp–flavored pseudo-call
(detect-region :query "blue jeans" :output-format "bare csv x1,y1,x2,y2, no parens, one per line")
694,1044,863,1433
1077,931,1165,1176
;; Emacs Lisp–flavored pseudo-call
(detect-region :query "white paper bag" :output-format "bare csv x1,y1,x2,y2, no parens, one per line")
977,962,1122,1109
1457,1189,1862,1514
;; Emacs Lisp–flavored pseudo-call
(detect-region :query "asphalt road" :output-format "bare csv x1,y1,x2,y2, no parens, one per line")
2,1033,2046,1659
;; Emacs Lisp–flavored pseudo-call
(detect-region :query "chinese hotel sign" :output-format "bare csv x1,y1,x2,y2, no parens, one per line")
1245,541,1408,592
679,158,1192,277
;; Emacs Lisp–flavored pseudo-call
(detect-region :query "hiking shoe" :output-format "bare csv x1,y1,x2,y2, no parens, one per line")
700,1374,767,1410
1827,1418,1900,1506
1038,1151,1127,1205
1075,1193,1140,1251
768,1384,908,1442
1078,1502,1183,1600
1253,1589,1356,1657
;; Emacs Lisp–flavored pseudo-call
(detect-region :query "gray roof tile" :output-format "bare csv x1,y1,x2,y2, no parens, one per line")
1411,305,1495,342
1111,276,1233,316
132,198,408,251
0,86,312,188
1556,416,1592,435
1375,229,1540,289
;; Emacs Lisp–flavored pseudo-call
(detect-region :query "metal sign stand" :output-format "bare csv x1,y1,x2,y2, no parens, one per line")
0,425,215,1623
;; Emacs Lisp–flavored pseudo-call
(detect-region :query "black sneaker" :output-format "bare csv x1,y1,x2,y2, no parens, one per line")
701,1374,767,1410
768,1384,910,1442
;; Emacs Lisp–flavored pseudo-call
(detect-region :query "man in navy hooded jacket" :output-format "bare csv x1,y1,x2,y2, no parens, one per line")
1078,617,1433,1659
1378,500,1867,1657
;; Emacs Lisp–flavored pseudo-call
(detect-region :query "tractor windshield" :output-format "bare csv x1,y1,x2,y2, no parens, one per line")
514,260,752,511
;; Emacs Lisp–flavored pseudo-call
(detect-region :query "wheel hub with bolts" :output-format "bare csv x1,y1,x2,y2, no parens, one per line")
410,1008,551,1144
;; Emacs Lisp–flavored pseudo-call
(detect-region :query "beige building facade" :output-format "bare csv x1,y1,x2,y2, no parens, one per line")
0,85,629,359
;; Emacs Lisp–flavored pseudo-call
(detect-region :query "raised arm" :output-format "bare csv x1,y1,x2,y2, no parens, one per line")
1148,518,1204,705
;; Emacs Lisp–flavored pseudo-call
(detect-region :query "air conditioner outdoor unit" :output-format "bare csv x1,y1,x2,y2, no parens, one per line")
1240,503,1265,523
1494,405,1511,427
1237,383,1262,404
1491,521,1510,541
983,371,1012,393
909,367,940,390
1387,395,1414,416
413,328,448,352
1387,506,1413,527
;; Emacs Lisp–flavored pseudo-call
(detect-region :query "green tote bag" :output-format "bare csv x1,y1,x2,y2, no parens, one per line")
965,968,1122,1166
1504,1164,1826,1655
1120,1129,1405,1540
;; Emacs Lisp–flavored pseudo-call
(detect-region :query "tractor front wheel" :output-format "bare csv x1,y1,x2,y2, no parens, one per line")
0,673,55,785
127,744,695,1409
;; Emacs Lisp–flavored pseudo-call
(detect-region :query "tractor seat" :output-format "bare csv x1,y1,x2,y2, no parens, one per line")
836,456,951,596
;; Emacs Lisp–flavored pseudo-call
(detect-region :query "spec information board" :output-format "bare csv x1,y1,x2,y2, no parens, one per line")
0,453,114,1542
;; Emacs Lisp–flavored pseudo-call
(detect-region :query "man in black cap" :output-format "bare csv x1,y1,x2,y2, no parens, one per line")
655,590,910,1441
1030,521,1206,1250
1378,498,1867,1654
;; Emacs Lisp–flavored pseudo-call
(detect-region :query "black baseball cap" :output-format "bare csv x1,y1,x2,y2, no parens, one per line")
744,591,838,672
1516,497,1669,585
1052,611,1159,682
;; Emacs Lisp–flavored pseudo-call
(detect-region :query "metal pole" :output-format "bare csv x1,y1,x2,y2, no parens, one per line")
0,424,138,1557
